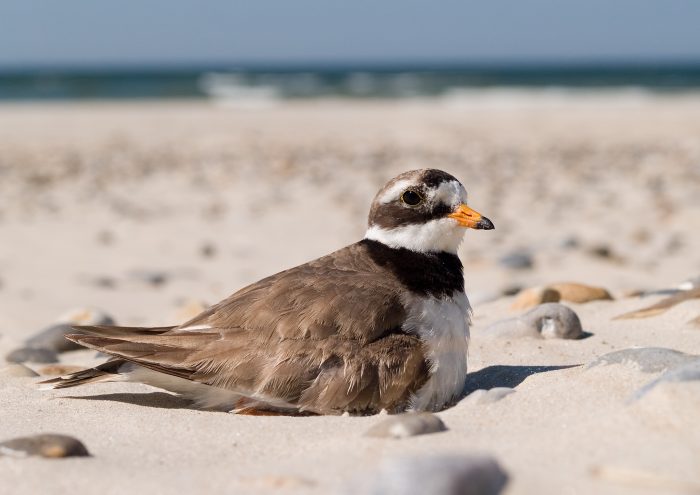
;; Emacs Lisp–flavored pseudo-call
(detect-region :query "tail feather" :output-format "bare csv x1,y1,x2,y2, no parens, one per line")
39,359,126,390
71,324,176,338
40,325,181,390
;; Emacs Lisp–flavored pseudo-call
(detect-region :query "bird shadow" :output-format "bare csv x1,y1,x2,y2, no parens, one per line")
461,364,579,397
65,392,196,411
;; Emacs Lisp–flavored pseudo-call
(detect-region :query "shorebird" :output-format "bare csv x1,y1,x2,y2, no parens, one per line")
42,169,494,415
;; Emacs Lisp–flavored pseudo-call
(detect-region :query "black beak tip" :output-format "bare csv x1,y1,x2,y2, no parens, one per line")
476,217,495,230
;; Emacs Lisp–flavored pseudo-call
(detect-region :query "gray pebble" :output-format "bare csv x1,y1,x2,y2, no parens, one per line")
483,303,582,340
26,323,84,353
5,347,58,364
0,364,40,378
521,303,582,339
129,269,168,287
25,308,115,353
560,236,580,249
365,413,447,439
587,347,697,373
461,388,515,405
91,276,117,289
200,242,217,258
633,359,700,400
348,454,508,495
0,434,89,458
498,250,533,270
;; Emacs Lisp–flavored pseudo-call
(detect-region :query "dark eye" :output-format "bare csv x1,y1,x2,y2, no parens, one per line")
401,190,423,206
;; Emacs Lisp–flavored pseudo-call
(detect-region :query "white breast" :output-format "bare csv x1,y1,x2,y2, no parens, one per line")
404,291,471,411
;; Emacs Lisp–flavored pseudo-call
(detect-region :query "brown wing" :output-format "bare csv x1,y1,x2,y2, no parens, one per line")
68,242,429,414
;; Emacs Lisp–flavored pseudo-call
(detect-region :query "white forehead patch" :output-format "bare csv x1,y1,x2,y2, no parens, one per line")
378,178,467,206
428,180,468,206
377,179,415,204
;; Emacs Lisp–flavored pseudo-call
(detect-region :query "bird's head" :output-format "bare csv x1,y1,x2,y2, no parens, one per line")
365,169,494,254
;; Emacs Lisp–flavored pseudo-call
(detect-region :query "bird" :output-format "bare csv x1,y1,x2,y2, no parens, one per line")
41,169,494,415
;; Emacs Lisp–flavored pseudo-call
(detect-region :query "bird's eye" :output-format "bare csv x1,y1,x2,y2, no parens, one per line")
401,190,424,206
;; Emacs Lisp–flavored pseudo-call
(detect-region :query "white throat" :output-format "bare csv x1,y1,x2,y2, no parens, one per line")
364,218,466,254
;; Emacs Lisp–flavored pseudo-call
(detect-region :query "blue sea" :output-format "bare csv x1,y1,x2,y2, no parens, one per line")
1,62,700,101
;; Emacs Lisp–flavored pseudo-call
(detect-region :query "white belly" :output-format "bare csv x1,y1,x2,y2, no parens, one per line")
404,291,471,411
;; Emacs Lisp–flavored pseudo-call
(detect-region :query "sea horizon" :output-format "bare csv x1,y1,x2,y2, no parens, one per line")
2,59,700,101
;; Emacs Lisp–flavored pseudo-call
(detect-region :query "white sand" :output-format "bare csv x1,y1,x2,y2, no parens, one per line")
1,96,700,494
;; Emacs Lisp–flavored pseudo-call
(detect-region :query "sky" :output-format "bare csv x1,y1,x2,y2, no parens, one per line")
1,1,700,68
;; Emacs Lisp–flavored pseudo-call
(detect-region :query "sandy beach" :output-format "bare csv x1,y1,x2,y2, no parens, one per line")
1,95,700,494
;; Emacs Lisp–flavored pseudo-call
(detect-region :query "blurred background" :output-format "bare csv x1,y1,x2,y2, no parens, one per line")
0,0,699,323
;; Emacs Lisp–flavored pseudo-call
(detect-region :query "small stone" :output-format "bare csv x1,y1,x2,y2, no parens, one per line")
37,364,86,376
633,359,700,400
489,303,582,340
128,269,168,287
6,347,58,364
91,276,117,289
461,388,515,405
349,454,508,495
547,282,613,303
25,324,84,353
0,364,39,378
587,348,697,373
588,244,613,259
0,434,89,458
500,285,523,297
560,236,580,249
498,250,533,270
365,413,447,439
200,242,217,258
25,308,115,353
510,287,561,311
521,303,583,339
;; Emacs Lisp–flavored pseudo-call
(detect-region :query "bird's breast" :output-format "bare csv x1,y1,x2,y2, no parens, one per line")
403,291,471,411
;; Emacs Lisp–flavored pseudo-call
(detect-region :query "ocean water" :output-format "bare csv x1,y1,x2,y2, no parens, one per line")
1,63,700,102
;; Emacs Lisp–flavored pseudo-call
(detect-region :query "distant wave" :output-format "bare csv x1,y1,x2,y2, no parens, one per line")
2,65,700,101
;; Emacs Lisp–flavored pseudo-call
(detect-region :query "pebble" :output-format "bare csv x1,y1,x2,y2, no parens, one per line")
0,364,39,378
91,276,117,289
461,388,515,405
633,359,700,400
614,288,700,320
5,347,58,364
560,235,580,249
486,303,582,340
498,250,533,270
0,434,90,458
128,269,168,287
200,242,217,258
25,307,115,353
365,413,447,439
547,282,613,303
348,454,508,495
586,347,697,373
510,287,560,311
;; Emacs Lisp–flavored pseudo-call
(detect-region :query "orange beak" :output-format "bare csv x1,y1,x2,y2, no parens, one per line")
448,204,495,230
